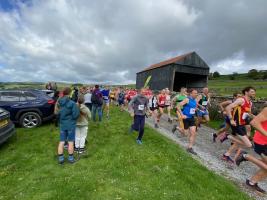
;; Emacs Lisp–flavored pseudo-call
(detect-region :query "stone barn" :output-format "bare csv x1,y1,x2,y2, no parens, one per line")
136,52,210,91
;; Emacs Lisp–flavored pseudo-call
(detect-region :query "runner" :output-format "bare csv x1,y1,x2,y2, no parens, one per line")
165,88,173,123
128,88,151,144
235,107,267,194
176,89,198,155
196,87,210,127
118,89,126,111
148,91,159,128
157,89,167,126
101,86,110,119
222,86,255,163
172,87,188,134
212,92,242,142
109,89,116,104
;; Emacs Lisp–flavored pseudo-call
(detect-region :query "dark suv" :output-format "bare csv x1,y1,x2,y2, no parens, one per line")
0,108,15,145
0,90,55,128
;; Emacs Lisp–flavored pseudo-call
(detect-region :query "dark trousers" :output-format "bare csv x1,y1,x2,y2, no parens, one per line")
85,103,92,111
92,104,102,122
132,115,145,140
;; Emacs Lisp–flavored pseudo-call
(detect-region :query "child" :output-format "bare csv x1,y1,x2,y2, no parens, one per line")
75,95,91,153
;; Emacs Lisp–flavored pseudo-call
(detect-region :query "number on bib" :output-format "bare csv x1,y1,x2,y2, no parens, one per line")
242,112,249,120
190,108,196,115
138,105,145,111
202,101,208,106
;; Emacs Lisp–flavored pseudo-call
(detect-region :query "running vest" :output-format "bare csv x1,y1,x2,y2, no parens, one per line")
182,97,197,118
149,96,158,108
232,97,252,126
199,94,208,107
165,95,171,106
254,120,267,145
158,94,166,106
175,94,187,109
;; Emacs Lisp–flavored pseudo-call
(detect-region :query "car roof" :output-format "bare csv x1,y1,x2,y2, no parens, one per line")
0,89,53,99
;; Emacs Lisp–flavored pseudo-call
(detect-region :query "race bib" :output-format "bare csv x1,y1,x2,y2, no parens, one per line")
160,101,165,105
103,96,108,100
242,112,249,120
190,108,196,115
202,101,208,106
138,105,145,111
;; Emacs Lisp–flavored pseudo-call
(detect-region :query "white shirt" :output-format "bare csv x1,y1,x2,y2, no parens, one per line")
84,93,92,103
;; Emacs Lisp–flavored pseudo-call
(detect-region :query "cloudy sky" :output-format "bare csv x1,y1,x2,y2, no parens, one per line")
0,0,266,84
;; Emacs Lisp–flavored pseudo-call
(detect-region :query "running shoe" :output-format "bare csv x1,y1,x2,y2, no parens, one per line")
58,155,64,165
79,148,85,154
168,118,173,124
68,155,76,164
246,179,266,194
172,125,177,133
212,133,217,143
187,148,197,155
221,154,234,164
219,133,229,143
154,123,159,128
235,151,247,166
136,139,142,145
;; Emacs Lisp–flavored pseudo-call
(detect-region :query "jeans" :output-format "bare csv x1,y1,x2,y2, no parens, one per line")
131,115,145,140
85,103,92,111
92,104,102,122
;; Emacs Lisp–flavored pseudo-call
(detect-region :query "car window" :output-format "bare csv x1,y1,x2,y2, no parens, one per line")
24,92,37,101
0,92,21,102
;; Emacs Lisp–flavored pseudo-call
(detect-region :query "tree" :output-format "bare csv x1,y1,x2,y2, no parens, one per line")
208,73,213,80
213,71,220,78
248,69,259,79
230,72,238,80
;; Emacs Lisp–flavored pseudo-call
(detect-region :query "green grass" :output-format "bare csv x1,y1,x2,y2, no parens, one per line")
0,107,252,200
207,120,224,130
208,79,267,98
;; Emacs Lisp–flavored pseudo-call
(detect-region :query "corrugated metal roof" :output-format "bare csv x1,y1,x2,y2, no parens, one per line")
139,52,194,73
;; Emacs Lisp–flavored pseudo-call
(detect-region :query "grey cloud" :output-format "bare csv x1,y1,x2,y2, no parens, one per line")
0,0,266,84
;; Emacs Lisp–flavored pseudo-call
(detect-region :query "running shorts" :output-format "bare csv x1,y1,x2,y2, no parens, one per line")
230,125,247,136
254,143,267,156
183,117,196,129
197,109,209,117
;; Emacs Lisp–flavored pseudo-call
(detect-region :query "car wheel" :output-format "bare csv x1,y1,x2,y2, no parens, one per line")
19,112,42,128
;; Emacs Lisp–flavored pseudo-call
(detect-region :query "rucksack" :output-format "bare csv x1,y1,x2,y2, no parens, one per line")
118,92,125,101
91,90,103,105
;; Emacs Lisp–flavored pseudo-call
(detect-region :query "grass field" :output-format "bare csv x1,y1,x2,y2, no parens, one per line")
0,107,252,200
2,77,267,98
208,79,267,98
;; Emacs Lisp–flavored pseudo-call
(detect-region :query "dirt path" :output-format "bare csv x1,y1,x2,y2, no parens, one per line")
145,114,267,200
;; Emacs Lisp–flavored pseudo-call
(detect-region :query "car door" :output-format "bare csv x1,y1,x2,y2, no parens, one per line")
0,91,22,121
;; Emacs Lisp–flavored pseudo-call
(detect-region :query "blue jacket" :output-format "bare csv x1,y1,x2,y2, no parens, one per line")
58,96,80,131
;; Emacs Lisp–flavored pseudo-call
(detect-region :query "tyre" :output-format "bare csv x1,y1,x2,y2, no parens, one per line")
19,112,42,128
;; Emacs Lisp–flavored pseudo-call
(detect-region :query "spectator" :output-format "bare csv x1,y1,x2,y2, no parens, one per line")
55,87,80,164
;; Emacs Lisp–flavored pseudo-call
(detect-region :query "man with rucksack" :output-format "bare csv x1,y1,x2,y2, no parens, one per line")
118,89,125,111
91,85,103,122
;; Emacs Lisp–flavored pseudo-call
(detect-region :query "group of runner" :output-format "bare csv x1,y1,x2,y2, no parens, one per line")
54,84,267,194
210,86,267,193
125,85,267,193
